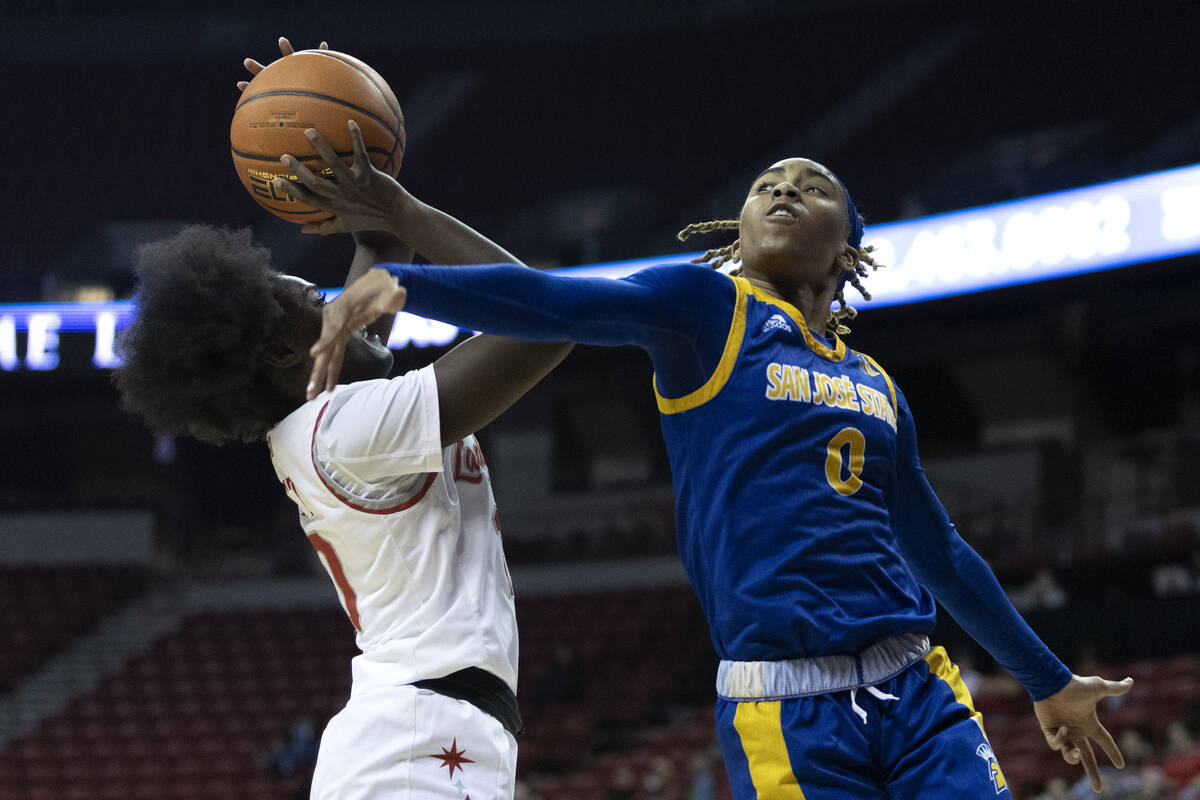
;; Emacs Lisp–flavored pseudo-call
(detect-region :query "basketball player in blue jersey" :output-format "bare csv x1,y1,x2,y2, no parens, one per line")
288,122,1133,797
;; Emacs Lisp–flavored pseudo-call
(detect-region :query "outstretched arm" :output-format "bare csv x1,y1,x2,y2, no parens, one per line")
293,123,726,404
282,119,573,445
889,394,1132,793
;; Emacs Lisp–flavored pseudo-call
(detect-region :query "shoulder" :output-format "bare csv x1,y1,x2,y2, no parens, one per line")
623,262,736,305
850,348,909,417
316,366,441,460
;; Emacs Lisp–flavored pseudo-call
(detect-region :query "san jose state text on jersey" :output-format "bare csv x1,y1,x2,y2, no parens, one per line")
655,274,932,662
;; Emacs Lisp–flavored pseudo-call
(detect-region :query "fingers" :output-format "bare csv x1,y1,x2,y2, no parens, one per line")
305,128,355,185
320,41,330,50
325,346,345,395
272,176,314,207
307,312,351,400
1047,725,1070,751
244,57,266,76
236,80,250,93
278,154,324,190
385,285,407,314
348,120,370,169
278,37,295,57
1075,738,1100,793
306,348,329,401
1092,721,1124,769
1106,676,1134,697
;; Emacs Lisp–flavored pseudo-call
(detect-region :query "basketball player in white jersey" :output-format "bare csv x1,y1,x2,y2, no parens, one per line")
115,175,571,800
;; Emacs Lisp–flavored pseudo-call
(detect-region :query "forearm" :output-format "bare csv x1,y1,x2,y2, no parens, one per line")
347,233,414,342
435,337,573,447
382,262,675,348
892,426,1070,698
388,193,523,266
911,532,1072,700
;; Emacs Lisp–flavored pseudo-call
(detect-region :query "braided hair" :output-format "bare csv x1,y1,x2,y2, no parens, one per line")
677,201,883,335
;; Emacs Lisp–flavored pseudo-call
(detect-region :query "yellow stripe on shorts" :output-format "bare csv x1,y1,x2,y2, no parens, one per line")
732,701,807,799
924,645,987,736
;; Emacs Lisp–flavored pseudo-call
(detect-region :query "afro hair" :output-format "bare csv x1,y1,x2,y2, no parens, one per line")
113,225,297,446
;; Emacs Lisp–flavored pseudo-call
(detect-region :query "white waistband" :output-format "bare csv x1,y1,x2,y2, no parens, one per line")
716,634,931,701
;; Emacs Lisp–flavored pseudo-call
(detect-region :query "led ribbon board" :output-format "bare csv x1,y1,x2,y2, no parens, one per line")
2,163,1198,371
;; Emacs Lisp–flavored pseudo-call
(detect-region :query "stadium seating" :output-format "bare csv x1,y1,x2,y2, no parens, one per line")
0,566,146,690
0,582,1196,798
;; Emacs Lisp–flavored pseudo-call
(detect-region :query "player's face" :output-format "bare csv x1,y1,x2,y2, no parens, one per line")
276,276,393,385
737,158,853,286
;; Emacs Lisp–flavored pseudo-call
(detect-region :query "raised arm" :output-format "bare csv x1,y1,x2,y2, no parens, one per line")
888,391,1133,793
288,123,728,408
345,233,412,343
278,120,573,445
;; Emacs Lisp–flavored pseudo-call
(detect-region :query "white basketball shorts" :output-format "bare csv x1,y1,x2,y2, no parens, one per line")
311,683,517,799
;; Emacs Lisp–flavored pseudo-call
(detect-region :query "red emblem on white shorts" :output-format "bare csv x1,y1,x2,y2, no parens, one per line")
430,737,474,779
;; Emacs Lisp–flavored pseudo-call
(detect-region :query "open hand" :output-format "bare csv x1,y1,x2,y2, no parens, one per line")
307,268,408,400
1033,674,1134,793
237,36,329,92
273,121,409,237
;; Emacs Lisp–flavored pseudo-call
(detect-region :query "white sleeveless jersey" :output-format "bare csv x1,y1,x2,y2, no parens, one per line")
266,365,518,695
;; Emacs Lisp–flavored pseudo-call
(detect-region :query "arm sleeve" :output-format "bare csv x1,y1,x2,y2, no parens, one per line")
382,261,734,397
889,390,1072,700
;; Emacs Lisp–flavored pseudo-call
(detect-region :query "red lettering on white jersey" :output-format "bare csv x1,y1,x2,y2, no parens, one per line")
454,439,486,484
283,476,316,520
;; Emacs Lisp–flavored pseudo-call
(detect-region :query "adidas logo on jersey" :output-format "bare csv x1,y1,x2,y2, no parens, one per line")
761,314,792,335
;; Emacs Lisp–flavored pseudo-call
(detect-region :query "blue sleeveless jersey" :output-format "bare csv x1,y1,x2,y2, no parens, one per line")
654,275,936,661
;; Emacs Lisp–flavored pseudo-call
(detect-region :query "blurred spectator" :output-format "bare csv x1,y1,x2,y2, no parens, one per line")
642,754,680,799
1134,765,1174,800
261,714,319,778
1063,726,1177,800
953,649,1022,702
1028,776,1070,800
606,761,638,800
1117,727,1156,768
1163,719,1200,788
514,778,541,800
688,747,717,800
1067,767,1140,799
954,649,984,696
534,642,587,712
259,713,321,799
1152,549,1200,596
1010,567,1069,612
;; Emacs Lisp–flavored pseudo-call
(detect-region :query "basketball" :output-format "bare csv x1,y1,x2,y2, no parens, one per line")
230,49,405,223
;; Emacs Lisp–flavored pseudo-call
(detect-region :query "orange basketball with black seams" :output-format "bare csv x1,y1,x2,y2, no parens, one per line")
230,49,405,223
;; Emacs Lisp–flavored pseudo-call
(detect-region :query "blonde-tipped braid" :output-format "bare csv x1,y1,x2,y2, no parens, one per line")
677,220,884,335
677,219,741,272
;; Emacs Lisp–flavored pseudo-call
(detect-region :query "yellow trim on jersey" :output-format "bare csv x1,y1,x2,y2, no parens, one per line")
924,646,987,736
733,701,808,799
742,283,847,363
654,275,749,414
858,352,898,419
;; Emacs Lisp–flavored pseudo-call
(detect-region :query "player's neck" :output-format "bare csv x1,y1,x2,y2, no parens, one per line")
744,276,834,340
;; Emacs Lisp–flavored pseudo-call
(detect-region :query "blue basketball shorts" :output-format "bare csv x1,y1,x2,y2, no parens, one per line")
715,643,1009,799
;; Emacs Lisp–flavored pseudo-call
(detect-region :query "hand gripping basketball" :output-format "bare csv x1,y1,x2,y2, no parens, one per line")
275,121,408,236
231,38,405,223
236,37,329,93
